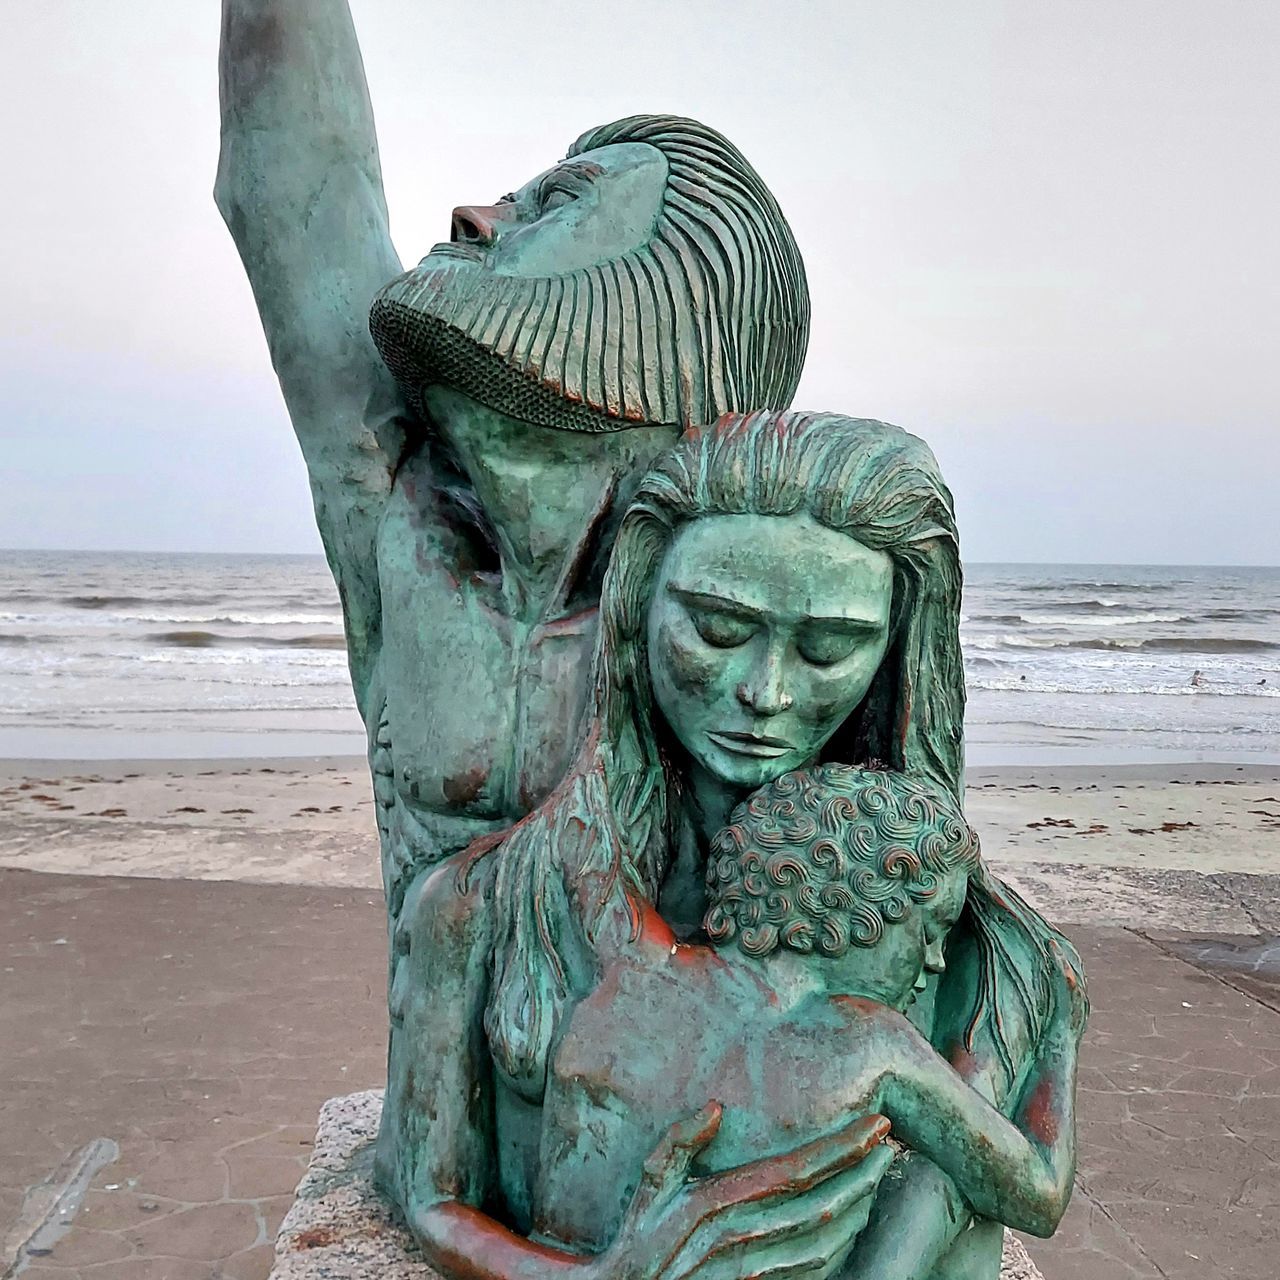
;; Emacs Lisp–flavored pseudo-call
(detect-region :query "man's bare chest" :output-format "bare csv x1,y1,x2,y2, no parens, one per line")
375,481,599,820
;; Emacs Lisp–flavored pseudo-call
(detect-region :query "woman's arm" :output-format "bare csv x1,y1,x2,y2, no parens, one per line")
384,860,591,1280
379,860,498,1220
415,1109,894,1280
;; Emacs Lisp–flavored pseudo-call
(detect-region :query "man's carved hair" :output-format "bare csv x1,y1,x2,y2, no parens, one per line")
370,115,809,431
705,765,980,958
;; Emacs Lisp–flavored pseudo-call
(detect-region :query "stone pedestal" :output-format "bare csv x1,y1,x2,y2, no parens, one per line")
269,1091,1043,1279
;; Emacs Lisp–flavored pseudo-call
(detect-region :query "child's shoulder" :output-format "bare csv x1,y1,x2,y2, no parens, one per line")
824,994,928,1044
560,947,759,1067
581,942,746,1021
827,992,903,1019
821,994,954,1085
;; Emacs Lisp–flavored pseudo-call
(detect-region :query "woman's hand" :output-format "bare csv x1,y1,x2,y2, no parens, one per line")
589,1103,893,1280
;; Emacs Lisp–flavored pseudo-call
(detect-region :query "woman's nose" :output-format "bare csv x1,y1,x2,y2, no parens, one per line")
923,937,947,975
451,203,517,246
735,647,793,716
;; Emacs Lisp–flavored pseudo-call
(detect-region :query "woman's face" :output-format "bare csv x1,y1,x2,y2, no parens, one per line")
647,513,894,791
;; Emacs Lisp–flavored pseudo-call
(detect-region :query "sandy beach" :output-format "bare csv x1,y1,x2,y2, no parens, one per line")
2,756,1277,934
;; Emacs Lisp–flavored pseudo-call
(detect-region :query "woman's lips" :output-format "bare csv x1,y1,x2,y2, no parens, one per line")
706,730,793,759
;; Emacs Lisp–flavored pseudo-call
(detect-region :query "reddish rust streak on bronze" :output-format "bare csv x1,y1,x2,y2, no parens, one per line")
541,606,599,633
636,900,677,950
420,1202,582,1280
443,765,487,806
1022,1075,1060,1146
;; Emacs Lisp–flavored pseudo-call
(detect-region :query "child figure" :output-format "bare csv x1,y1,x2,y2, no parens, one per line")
533,765,1078,1278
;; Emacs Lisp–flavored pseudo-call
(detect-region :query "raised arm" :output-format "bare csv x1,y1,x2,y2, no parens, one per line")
215,0,406,712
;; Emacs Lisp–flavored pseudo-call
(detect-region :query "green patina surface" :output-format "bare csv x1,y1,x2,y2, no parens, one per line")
216,5,1085,1278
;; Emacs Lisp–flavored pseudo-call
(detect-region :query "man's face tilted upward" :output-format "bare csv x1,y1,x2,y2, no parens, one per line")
369,115,811,433
445,144,667,279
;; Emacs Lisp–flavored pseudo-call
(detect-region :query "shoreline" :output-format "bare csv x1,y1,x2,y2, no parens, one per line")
2,756,1278,934
6,739,1280,767
6,754,1280,784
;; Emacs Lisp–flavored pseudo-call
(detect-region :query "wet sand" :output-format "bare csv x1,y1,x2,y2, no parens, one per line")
2,757,1278,933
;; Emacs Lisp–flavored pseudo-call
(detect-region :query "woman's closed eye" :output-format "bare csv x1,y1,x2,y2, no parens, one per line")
687,605,758,649
796,625,868,667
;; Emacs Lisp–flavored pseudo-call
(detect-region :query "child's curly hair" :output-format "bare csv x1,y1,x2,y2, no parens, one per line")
704,764,981,957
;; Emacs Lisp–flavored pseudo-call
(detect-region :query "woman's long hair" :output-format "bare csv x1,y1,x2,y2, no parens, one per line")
466,410,1076,1097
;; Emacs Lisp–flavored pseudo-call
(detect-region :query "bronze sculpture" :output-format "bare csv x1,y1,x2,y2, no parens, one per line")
216,5,1085,1274
381,413,1085,1278
538,765,1077,1272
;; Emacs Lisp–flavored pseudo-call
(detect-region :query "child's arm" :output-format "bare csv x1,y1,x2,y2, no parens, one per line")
876,1010,1078,1238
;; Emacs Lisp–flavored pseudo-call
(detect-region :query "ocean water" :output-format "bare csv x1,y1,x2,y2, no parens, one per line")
0,550,1276,763
0,551,362,759
962,563,1279,765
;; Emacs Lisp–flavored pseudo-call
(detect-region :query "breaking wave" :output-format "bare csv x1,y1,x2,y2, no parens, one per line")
146,630,348,651
966,634,1278,655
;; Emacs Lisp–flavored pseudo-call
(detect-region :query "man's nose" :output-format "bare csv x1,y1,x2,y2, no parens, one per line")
451,203,518,246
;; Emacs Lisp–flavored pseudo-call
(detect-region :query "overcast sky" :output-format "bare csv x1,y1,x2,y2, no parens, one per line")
2,1,1277,564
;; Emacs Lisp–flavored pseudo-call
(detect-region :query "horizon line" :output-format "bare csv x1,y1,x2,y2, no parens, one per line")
1,547,1277,572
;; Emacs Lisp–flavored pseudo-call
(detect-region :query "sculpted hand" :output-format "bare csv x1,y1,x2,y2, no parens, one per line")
590,1103,893,1280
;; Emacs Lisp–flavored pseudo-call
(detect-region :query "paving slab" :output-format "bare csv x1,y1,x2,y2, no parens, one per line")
3,869,1279,1279
1041,927,1280,1279
1143,932,1280,1012
1,869,386,1279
